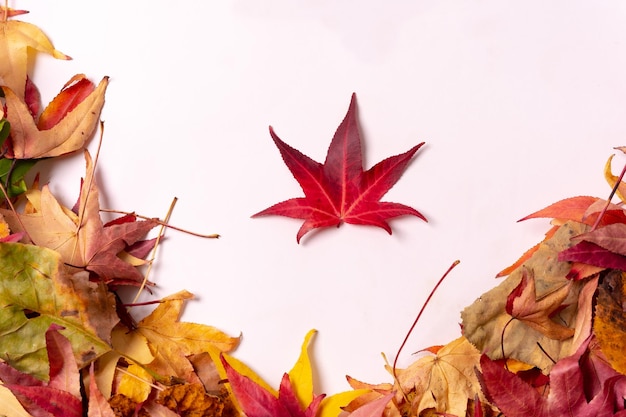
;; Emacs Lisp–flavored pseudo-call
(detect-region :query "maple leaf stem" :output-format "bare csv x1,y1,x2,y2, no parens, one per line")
72,121,105,264
500,317,515,367
536,342,557,364
591,159,626,231
100,208,220,239
392,260,460,396
132,197,177,304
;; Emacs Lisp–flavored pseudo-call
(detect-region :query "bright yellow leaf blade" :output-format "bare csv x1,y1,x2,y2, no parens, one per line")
118,363,154,403
288,328,316,408
318,389,372,417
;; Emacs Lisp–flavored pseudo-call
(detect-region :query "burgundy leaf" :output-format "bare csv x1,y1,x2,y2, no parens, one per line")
575,223,626,256
7,385,82,417
477,338,626,417
559,241,626,271
253,93,426,243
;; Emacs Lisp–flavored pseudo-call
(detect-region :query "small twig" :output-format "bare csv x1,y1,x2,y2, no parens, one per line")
132,197,177,304
392,260,460,398
536,342,557,364
115,366,163,391
100,208,220,239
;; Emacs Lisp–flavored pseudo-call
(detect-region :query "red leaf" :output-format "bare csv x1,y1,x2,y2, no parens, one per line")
575,223,626,256
7,386,82,417
477,339,626,417
559,241,626,271
221,355,291,417
1,325,83,417
221,355,321,417
253,94,426,243
37,75,95,130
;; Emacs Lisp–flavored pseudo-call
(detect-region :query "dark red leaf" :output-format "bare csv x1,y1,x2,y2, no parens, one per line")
253,93,426,243
477,339,626,417
559,241,626,271
221,355,291,417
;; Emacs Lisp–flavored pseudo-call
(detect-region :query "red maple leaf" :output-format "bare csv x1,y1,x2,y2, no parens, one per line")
252,94,427,243
477,338,626,417
220,355,324,417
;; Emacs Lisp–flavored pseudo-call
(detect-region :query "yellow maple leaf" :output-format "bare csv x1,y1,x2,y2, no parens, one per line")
389,337,486,416
0,12,70,99
136,290,240,382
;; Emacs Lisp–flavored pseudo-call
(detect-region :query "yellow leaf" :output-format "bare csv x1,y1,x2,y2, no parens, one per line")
0,213,9,239
94,324,154,398
0,18,69,99
388,336,485,417
604,153,626,203
318,389,372,417
118,363,154,403
288,328,316,408
136,290,239,382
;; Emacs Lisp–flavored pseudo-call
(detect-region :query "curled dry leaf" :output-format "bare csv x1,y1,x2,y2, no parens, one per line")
3,76,109,159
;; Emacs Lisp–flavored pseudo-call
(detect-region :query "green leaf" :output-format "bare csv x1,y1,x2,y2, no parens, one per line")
0,158,37,197
0,119,11,147
0,243,118,380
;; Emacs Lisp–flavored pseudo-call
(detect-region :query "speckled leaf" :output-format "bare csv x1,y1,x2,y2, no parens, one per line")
0,242,117,379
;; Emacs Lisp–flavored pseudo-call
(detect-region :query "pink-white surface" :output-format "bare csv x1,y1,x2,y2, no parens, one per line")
24,0,626,394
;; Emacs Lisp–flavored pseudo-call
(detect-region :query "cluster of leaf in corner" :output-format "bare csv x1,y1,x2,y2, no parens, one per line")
0,6,401,417
0,7,235,417
340,154,626,416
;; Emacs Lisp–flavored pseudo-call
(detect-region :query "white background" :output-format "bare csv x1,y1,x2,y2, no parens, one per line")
17,0,626,395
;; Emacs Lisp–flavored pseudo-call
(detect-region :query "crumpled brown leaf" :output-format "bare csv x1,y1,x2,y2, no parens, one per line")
462,221,586,372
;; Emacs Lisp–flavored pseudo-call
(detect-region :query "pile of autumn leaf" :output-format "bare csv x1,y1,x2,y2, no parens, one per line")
3,6,626,417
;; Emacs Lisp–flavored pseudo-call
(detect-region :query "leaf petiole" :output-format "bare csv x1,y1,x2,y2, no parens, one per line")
392,260,460,397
